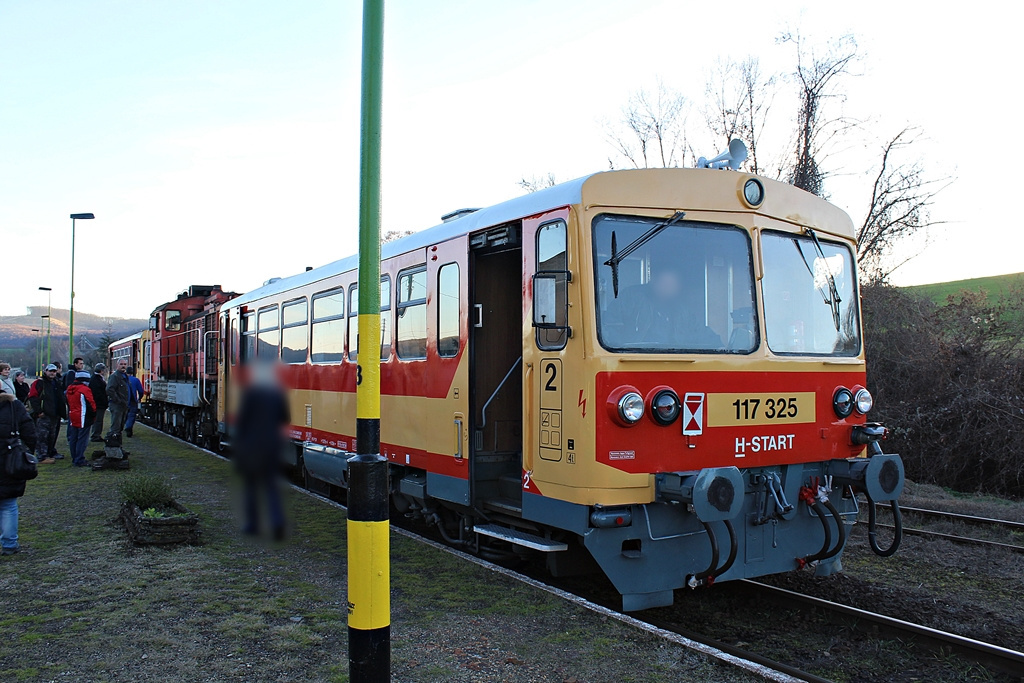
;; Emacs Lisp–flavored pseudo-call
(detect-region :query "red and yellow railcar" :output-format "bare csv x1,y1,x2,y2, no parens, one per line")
214,167,902,610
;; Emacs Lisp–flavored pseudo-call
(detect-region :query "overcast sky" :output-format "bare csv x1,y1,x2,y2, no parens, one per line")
1,1,1017,319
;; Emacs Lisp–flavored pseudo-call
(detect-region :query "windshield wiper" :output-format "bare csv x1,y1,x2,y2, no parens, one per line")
795,228,842,331
604,211,686,297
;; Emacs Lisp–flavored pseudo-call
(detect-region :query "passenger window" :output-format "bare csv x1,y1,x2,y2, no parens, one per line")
241,312,256,362
535,221,569,350
437,263,459,358
257,306,280,358
347,285,358,362
397,267,427,359
380,275,392,361
311,289,344,364
282,298,310,364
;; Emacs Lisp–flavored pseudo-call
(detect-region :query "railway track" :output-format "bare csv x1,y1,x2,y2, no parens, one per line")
741,580,1024,678
871,503,1024,554
152,424,1024,681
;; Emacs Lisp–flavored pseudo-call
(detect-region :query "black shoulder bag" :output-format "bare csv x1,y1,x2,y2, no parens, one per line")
4,402,38,481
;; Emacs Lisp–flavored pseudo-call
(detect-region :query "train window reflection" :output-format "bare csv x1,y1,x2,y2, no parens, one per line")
311,289,343,364
437,263,459,358
593,214,756,354
397,267,427,360
761,231,860,356
282,297,309,364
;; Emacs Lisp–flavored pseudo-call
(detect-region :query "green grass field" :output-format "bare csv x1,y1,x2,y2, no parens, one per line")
905,271,1023,305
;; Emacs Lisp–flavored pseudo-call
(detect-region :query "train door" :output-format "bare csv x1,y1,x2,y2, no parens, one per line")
469,222,524,514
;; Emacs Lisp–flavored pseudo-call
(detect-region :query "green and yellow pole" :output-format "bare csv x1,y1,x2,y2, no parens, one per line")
348,0,389,680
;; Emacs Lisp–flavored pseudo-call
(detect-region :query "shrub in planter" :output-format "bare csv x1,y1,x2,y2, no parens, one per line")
116,474,200,545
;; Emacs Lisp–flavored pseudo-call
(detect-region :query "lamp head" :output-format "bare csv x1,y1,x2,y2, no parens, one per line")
70,213,95,219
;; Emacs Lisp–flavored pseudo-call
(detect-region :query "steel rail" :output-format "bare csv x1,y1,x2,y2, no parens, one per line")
742,580,1024,677
876,503,1024,531
873,523,1024,553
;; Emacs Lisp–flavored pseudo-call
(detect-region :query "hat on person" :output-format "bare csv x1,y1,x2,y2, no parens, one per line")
76,371,91,380
45,363,58,371
94,363,106,372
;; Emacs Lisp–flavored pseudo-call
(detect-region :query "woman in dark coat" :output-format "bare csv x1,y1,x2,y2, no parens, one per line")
0,392,37,555
13,371,30,404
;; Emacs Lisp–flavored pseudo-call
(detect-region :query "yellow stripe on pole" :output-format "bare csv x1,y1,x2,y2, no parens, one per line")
347,519,390,631
356,312,381,420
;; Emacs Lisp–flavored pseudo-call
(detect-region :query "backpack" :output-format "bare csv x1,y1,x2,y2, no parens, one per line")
3,401,38,481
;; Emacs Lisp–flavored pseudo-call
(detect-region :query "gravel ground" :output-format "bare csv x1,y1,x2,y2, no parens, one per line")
0,426,764,683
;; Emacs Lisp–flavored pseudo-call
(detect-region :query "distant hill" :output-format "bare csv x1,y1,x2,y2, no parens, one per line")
0,306,147,371
905,272,1024,305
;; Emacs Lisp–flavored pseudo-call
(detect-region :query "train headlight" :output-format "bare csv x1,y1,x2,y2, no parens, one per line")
649,389,681,426
833,387,854,419
618,392,645,424
742,178,764,207
854,388,873,414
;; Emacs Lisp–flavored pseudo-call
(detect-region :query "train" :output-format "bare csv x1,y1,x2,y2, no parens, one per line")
114,163,905,611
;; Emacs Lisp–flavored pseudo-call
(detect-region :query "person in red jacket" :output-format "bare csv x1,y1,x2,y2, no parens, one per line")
64,372,96,468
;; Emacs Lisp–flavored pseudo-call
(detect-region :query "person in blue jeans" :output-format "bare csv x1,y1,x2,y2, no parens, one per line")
0,392,38,555
124,367,144,438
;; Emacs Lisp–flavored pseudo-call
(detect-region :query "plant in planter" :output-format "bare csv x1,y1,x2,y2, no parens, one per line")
117,474,200,545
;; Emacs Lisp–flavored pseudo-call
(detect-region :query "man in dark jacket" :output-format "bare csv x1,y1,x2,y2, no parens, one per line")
105,358,130,442
1,392,38,555
27,364,65,464
63,357,85,393
89,364,108,442
235,361,290,540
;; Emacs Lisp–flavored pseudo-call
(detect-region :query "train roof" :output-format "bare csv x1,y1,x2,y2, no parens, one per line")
227,168,854,310
227,174,593,310
109,331,144,349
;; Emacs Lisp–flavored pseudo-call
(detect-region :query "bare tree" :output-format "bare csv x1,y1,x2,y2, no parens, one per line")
517,172,558,193
780,32,859,196
857,128,951,280
702,57,776,175
605,81,689,169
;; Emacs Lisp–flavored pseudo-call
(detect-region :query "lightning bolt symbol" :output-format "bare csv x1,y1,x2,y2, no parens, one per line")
578,389,587,418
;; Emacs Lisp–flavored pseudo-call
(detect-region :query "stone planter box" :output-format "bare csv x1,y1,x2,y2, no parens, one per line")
119,501,201,546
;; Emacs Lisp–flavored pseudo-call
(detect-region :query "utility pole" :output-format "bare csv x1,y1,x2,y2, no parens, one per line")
347,1,389,681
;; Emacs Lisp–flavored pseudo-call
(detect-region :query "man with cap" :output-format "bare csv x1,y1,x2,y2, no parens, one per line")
105,358,130,441
65,371,96,467
89,363,108,442
26,364,67,464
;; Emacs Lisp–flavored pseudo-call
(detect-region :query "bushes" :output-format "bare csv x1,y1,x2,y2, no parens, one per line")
863,282,1024,498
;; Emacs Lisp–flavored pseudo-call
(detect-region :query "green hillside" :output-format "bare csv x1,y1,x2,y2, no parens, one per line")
905,272,1024,305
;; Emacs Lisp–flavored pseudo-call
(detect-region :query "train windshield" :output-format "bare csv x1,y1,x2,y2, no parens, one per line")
593,214,757,353
760,231,860,356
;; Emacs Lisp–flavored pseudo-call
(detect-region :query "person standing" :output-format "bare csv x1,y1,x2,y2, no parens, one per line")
0,363,15,397
89,364,108,443
124,367,144,438
26,364,65,465
50,361,65,459
0,391,38,555
13,371,30,404
63,358,85,393
64,371,96,467
235,361,290,540
105,358,129,440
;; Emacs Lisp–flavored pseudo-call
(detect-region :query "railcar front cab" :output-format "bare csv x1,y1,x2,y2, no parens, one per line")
530,171,904,611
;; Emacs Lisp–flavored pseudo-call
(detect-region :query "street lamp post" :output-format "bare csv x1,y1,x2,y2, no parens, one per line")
39,287,52,366
31,328,40,375
69,213,95,360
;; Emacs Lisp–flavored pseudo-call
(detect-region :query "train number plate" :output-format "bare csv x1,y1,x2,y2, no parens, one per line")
706,392,815,427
